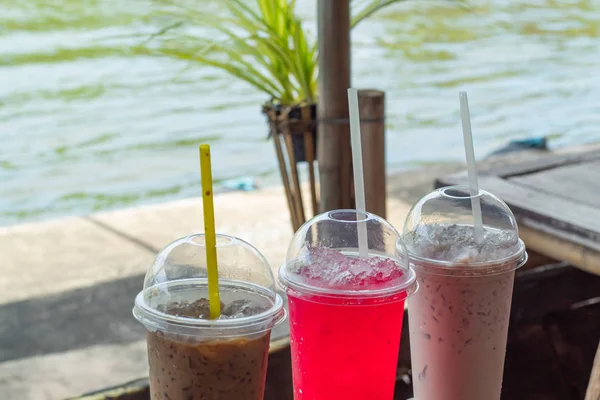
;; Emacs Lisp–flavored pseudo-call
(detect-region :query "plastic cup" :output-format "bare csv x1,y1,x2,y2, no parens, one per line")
133,234,285,400
278,210,417,400
403,186,527,400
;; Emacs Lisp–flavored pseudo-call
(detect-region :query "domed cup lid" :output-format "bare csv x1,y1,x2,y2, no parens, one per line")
133,234,285,337
278,209,416,302
403,185,527,273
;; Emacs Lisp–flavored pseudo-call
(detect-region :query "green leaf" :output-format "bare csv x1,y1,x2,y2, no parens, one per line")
147,0,435,104
352,0,409,28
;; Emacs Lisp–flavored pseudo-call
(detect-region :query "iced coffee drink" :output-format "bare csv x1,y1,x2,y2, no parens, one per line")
404,187,527,400
147,299,271,399
133,234,285,400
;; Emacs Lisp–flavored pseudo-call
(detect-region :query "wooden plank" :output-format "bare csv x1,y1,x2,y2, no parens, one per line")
502,325,571,399
586,341,600,400
504,265,600,399
482,150,600,178
544,300,600,399
512,264,600,325
445,176,600,246
510,162,600,208
483,176,600,243
519,224,600,275
436,150,600,188
436,174,600,273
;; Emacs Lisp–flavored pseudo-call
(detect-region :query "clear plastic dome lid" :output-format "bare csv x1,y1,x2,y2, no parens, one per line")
133,234,285,335
403,186,526,269
142,234,278,291
278,210,416,300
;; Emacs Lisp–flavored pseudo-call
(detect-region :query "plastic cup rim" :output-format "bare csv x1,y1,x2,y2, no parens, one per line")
325,209,372,223
406,238,527,271
439,185,484,199
133,278,286,331
277,261,417,300
186,232,237,248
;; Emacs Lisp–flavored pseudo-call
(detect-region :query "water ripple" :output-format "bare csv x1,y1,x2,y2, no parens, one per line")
1,0,599,225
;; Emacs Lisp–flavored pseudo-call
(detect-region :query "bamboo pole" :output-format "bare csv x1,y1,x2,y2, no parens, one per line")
272,131,300,230
585,341,600,400
283,127,305,225
358,90,386,217
317,0,351,212
302,106,319,216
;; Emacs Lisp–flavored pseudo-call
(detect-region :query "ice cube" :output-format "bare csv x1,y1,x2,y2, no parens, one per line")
221,299,268,319
294,247,405,289
157,298,215,319
406,223,521,263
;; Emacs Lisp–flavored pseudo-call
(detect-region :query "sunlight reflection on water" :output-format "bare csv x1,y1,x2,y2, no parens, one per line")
0,0,599,225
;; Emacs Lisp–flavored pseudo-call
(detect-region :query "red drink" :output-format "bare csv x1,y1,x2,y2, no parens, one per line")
288,291,406,399
278,210,416,400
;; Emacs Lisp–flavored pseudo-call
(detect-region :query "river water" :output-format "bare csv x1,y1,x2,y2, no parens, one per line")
1,0,599,226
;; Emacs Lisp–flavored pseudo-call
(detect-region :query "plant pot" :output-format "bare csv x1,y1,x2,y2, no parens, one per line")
262,103,317,163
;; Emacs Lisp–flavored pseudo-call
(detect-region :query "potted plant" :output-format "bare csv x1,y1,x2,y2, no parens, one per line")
148,0,410,162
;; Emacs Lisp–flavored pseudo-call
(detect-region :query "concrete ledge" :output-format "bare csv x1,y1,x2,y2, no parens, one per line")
0,341,148,400
0,217,154,305
90,186,295,275
90,185,412,276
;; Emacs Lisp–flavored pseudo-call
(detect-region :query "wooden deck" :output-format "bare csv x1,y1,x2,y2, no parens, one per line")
436,149,600,275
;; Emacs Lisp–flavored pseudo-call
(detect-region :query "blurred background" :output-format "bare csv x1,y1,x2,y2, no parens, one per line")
2,0,599,226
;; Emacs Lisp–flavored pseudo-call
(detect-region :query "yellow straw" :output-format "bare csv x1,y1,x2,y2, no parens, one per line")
199,144,221,319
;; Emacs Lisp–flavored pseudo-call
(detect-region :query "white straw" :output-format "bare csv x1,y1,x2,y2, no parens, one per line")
459,91,484,244
347,88,369,258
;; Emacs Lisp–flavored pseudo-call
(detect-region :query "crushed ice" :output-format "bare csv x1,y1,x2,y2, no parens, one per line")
157,298,268,320
405,223,520,263
293,247,405,289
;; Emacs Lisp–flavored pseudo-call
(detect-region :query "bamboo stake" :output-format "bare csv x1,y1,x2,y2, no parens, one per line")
271,119,300,230
317,0,351,212
302,106,319,216
283,125,305,225
358,90,386,217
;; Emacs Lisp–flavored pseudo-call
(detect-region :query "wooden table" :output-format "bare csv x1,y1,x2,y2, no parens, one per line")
436,149,600,276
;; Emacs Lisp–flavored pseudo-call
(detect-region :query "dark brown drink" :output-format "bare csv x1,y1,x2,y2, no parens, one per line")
132,235,286,400
147,330,270,400
146,298,272,400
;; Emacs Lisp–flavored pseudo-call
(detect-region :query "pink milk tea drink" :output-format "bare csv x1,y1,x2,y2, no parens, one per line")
278,210,417,400
404,186,527,400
